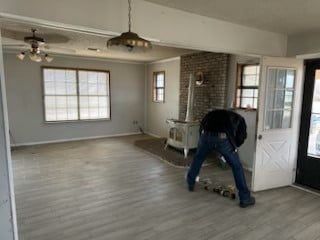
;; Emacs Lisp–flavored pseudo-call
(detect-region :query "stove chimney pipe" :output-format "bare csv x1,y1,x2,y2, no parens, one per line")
185,73,195,122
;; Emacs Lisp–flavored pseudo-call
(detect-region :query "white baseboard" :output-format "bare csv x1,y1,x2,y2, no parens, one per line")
144,131,162,138
11,132,142,147
243,166,253,172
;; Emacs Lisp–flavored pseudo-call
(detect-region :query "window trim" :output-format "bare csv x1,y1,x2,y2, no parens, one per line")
235,64,260,110
41,66,111,123
152,71,165,103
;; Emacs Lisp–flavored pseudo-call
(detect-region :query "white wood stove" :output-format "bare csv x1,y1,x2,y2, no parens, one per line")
165,73,200,158
165,119,200,158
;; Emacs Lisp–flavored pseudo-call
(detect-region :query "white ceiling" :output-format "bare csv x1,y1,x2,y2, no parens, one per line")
0,20,196,63
3,0,316,61
145,0,320,35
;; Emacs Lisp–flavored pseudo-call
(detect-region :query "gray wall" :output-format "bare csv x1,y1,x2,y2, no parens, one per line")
235,109,257,171
3,53,146,145
146,58,180,137
0,33,15,240
228,55,260,171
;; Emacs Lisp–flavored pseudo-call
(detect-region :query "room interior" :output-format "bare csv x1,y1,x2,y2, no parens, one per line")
1,0,320,240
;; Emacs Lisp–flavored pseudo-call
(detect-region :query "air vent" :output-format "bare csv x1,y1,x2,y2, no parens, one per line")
87,47,101,52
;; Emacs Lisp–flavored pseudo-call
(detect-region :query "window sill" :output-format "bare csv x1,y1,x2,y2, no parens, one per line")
235,108,257,112
44,118,111,124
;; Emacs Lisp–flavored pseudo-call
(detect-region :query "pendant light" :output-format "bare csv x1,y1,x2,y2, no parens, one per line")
107,0,152,52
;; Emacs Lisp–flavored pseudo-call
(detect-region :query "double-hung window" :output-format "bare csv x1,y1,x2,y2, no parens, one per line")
235,64,260,109
43,67,110,122
152,71,165,102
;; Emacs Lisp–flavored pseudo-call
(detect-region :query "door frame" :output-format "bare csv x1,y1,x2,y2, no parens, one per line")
296,59,320,190
0,30,18,239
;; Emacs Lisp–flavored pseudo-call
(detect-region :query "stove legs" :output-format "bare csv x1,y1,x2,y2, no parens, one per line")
184,148,189,158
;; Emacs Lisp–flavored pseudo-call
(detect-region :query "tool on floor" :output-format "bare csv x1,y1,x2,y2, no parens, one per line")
196,177,236,200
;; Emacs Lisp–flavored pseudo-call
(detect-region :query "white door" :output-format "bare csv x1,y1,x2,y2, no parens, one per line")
252,56,304,191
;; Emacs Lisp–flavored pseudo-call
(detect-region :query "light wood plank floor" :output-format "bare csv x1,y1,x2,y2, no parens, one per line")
12,134,320,240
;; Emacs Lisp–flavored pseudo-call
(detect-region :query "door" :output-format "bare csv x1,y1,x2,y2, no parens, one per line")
252,57,303,191
296,59,320,190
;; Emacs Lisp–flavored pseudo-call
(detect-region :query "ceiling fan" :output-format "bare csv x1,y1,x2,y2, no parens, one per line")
17,29,54,62
2,28,74,62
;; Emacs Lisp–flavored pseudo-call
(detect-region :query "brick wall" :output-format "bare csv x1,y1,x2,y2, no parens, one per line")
179,52,229,121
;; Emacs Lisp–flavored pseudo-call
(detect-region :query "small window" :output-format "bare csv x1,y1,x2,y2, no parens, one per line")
235,65,260,109
43,68,110,122
153,71,165,102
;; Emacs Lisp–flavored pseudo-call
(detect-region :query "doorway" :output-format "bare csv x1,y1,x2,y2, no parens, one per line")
296,59,320,190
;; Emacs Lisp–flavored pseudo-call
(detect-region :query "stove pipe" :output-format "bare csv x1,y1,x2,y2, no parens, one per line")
185,73,195,122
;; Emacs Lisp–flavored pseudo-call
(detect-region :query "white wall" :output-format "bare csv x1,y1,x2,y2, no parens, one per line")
0,33,16,240
145,58,180,137
0,0,287,57
227,55,260,170
3,53,146,145
287,32,320,57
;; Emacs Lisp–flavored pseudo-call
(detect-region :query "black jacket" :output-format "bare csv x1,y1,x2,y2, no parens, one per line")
200,109,247,147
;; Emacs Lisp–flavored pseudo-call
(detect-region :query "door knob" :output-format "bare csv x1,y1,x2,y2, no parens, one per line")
258,134,262,140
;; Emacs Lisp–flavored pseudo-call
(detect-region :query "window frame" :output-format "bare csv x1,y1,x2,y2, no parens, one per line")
235,64,260,110
42,66,111,123
152,71,165,103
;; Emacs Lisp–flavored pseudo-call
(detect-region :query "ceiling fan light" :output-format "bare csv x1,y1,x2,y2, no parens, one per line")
16,52,25,60
45,54,54,63
29,53,42,62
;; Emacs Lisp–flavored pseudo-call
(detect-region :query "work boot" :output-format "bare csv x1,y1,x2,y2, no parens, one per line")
185,172,196,192
239,196,255,208
187,184,195,192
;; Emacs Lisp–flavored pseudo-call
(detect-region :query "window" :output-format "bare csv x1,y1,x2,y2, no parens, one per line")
43,68,110,122
152,71,165,102
235,64,260,109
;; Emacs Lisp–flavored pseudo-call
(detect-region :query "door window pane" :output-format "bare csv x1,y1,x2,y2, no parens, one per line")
264,68,295,130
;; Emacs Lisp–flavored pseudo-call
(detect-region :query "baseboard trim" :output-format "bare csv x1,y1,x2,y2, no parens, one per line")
243,166,253,172
11,132,142,147
144,131,162,138
291,184,320,197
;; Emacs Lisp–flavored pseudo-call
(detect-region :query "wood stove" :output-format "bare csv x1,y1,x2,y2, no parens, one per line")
165,119,200,158
165,73,200,158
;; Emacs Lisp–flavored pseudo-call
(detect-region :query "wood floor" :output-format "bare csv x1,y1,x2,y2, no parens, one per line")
12,135,320,240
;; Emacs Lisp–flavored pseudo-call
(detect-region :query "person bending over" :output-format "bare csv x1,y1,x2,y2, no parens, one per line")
186,109,255,208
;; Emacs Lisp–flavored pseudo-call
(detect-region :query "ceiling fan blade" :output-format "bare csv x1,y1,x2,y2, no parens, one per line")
2,43,28,47
1,29,69,43
44,45,76,54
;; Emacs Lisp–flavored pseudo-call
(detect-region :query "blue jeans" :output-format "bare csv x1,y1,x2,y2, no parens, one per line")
187,133,251,202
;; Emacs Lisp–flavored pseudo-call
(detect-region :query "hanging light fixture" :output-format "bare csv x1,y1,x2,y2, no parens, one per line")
16,52,25,60
17,50,53,63
107,0,152,52
44,54,54,63
17,49,54,63
16,29,54,63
